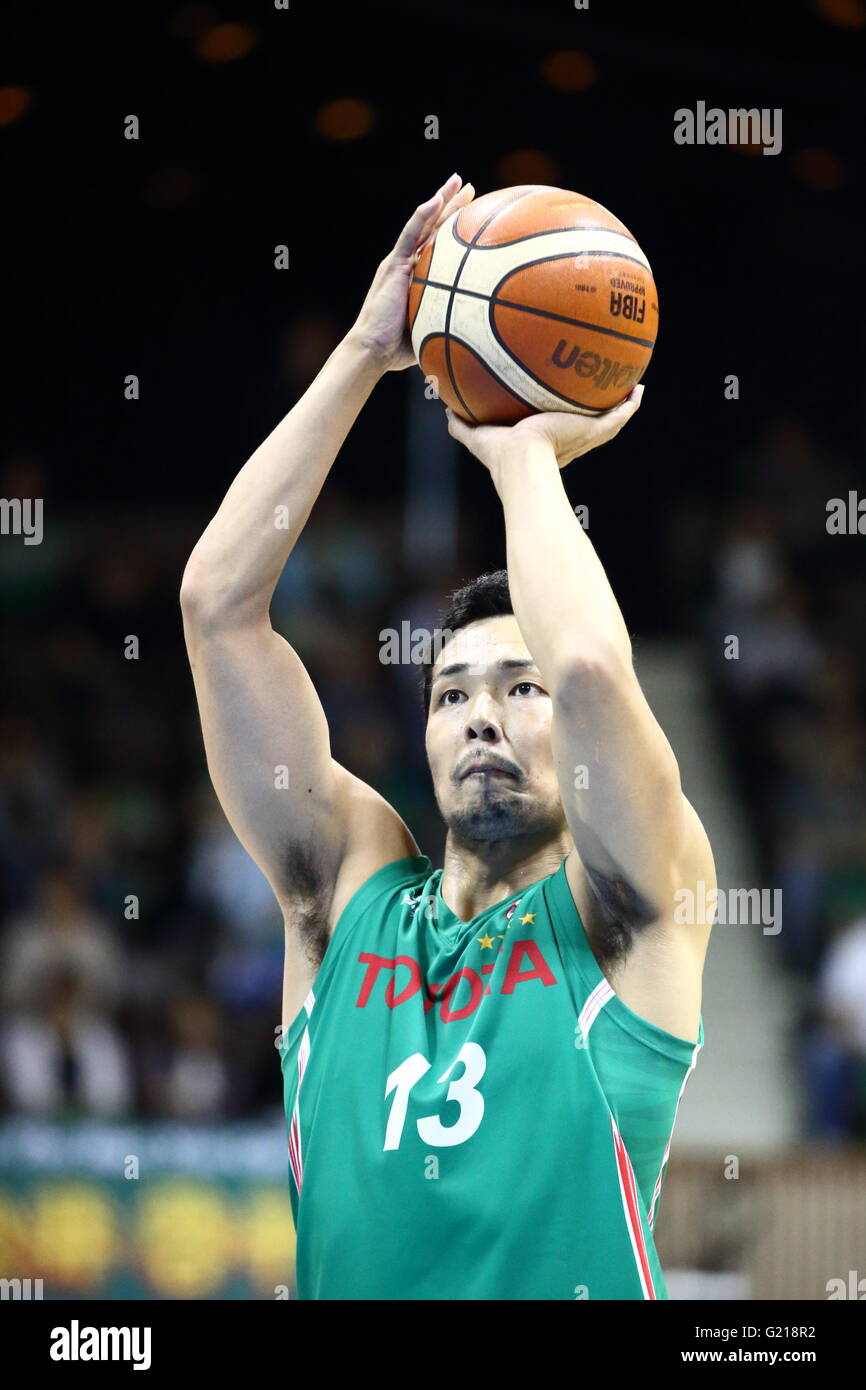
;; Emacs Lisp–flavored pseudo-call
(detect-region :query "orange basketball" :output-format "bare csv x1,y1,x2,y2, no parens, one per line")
408,185,658,424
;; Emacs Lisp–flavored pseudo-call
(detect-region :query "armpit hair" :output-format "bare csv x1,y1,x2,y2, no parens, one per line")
582,863,659,974
282,842,331,973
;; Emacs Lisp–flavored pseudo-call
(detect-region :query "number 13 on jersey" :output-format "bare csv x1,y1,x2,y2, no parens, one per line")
384,1042,487,1150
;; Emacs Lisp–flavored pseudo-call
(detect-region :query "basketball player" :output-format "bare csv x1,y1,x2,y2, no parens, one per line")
181,174,716,1300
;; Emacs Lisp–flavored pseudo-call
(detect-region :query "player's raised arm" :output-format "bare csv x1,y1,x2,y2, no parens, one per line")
180,176,474,917
444,399,715,940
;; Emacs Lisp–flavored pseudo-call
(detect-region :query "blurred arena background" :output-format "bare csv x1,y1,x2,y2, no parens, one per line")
0,0,864,1299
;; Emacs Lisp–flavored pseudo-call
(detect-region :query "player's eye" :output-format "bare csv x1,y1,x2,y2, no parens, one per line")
510,681,544,696
438,688,466,706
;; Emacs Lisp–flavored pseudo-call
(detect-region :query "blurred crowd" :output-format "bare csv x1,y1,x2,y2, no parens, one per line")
0,403,864,1138
668,415,866,1140
0,416,466,1123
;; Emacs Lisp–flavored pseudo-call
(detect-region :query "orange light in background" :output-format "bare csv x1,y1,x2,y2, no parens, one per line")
314,98,376,141
196,21,258,63
731,138,766,159
791,147,846,191
280,310,344,389
496,149,559,186
168,4,218,41
541,50,597,92
813,0,866,28
0,86,33,127
143,166,198,207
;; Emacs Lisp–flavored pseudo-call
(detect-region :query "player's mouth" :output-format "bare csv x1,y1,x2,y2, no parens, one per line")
457,755,520,782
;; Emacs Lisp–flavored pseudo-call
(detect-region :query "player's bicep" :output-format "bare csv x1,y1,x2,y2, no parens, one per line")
184,618,346,894
551,653,684,917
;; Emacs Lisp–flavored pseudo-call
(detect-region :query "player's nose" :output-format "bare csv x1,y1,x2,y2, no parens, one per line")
463,691,502,740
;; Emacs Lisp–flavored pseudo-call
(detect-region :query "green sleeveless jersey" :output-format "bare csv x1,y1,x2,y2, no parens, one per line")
278,853,703,1300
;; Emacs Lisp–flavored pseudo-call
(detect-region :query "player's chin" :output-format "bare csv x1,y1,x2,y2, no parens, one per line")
458,777,522,808
446,786,540,838
447,807,523,841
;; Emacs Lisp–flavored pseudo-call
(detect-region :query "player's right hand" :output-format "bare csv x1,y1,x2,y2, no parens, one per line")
347,174,474,373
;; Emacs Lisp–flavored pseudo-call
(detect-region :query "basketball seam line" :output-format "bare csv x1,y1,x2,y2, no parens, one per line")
488,303,620,415
416,330,545,416
443,188,541,423
410,276,656,351
450,221,638,249
415,329,606,418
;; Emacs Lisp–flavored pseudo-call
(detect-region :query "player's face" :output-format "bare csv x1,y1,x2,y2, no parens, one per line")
425,614,567,842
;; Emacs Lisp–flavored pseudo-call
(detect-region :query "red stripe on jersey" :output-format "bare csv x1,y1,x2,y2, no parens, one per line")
611,1113,656,1300
289,1116,303,1192
289,1029,312,1193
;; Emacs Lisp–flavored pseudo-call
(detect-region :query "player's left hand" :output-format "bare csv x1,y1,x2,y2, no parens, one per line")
444,384,644,472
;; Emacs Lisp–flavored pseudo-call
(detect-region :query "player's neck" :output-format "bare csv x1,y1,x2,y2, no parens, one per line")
439,830,572,923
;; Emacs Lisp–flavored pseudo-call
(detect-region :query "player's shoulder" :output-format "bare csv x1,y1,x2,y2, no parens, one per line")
327,764,422,932
679,794,716,894
560,793,714,1032
277,762,421,959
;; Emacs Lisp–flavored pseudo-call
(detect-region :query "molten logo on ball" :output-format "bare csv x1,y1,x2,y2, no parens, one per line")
408,185,658,425
550,341,644,394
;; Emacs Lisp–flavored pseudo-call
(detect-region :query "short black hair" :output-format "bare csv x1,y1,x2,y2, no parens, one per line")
419,569,513,719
